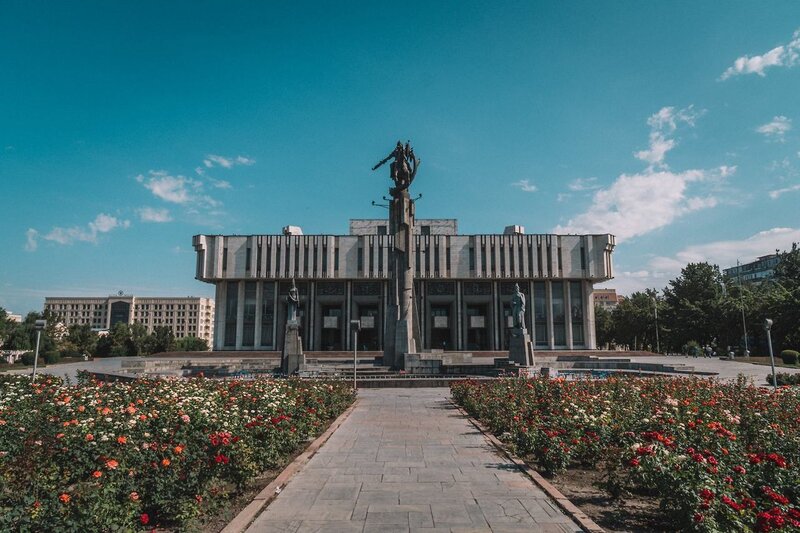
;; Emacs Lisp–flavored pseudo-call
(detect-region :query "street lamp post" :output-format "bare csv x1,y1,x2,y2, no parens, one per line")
351,319,361,391
31,319,47,384
764,319,776,392
736,261,748,357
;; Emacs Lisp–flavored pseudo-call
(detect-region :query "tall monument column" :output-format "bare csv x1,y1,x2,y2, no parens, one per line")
373,141,422,369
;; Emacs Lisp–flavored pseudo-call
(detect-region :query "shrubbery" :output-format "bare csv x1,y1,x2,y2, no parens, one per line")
767,372,800,386
452,377,800,532
780,350,799,365
0,375,355,531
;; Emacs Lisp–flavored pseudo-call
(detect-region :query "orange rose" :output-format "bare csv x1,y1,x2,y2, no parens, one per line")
85,434,94,441
161,458,171,467
117,436,127,445
77,405,85,412
174,445,184,454
92,470,102,478
106,459,119,470
129,491,140,502
59,493,70,504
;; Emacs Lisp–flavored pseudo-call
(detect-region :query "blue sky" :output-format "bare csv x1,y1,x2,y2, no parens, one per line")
2,1,800,314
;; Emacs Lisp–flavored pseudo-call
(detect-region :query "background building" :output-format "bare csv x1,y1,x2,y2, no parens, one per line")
193,219,615,352
723,254,781,284
592,288,622,310
43,295,215,346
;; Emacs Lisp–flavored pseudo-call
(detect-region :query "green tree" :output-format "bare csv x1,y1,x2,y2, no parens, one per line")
175,335,209,352
661,263,727,352
0,307,13,346
611,291,659,351
64,324,98,356
594,304,614,349
143,326,176,355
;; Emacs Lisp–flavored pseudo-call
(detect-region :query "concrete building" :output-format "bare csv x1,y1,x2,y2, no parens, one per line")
723,254,781,284
43,295,215,345
592,288,622,310
193,219,615,352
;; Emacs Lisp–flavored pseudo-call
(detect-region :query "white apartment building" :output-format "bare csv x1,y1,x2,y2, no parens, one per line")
43,295,215,347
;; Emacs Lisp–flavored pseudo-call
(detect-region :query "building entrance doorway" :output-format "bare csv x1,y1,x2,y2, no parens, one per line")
430,305,451,350
466,304,489,350
320,306,343,350
357,306,380,350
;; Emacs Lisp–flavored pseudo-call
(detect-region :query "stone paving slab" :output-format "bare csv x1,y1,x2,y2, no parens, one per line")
246,388,581,533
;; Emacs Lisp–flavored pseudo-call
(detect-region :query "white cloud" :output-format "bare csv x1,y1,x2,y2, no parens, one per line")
511,179,538,192
557,193,571,203
208,178,232,189
203,154,255,169
651,227,800,276
137,207,172,223
137,170,220,208
756,116,792,141
720,28,800,80
24,229,38,252
27,213,130,250
568,177,600,191
634,106,703,169
556,106,730,242
769,183,800,199
554,168,728,241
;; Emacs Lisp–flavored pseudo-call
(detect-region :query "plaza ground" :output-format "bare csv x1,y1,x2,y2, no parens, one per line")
245,388,581,533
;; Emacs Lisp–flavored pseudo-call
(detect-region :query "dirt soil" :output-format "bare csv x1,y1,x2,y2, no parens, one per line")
544,465,676,533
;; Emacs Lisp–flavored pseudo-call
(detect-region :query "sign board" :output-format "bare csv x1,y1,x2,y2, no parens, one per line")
323,316,339,329
433,316,448,329
469,316,485,328
360,316,375,329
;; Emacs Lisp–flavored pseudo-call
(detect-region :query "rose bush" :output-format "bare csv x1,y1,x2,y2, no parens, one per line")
452,376,800,532
0,374,354,531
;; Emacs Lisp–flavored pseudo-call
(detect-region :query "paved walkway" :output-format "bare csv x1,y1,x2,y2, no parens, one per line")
246,388,580,533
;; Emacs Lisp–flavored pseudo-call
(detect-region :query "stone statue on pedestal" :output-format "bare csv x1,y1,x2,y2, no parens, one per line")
282,278,304,375
511,283,525,329
373,140,422,369
508,283,534,367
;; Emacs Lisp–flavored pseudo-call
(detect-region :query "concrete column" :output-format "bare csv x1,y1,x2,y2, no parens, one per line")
254,281,263,349
345,281,352,351
529,281,535,343
456,281,463,350
235,281,245,350
491,281,499,350
565,281,573,350
215,283,226,350
272,284,279,350
584,281,597,349
546,281,555,350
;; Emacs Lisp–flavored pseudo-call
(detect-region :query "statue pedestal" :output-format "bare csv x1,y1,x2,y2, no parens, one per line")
508,328,535,367
282,320,304,375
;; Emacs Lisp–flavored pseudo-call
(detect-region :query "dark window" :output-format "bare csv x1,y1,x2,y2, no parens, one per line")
490,245,496,274
552,282,566,345
580,247,586,270
358,246,364,272
304,245,309,273
481,246,487,274
434,244,440,273
246,247,252,272
224,282,238,346
446,247,451,272
275,246,281,275
500,244,505,272
369,244,374,272
257,244,262,275
469,246,475,271
322,243,328,272
222,247,228,271
242,282,256,347
421,225,431,236
294,244,299,275
334,244,339,272
110,301,130,327
378,242,383,272
557,246,563,274
534,282,548,347
260,282,274,347
377,225,387,235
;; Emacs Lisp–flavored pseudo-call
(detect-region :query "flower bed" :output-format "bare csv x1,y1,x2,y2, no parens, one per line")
0,374,354,531
451,377,800,532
